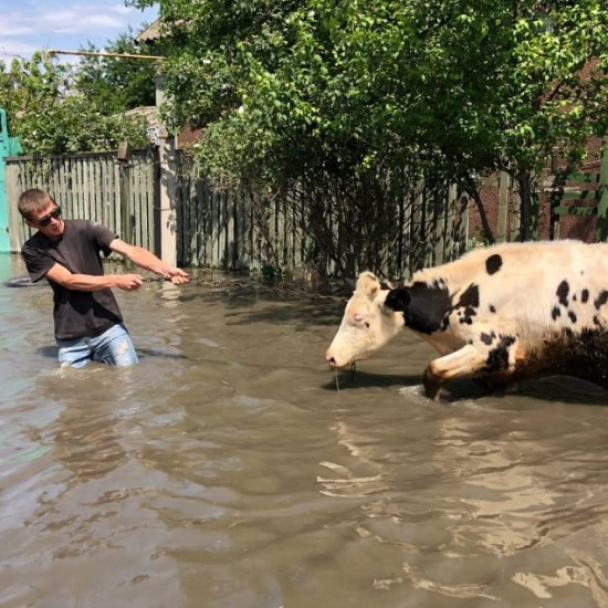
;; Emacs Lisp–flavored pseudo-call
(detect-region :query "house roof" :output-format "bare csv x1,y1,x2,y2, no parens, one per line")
136,20,161,43
125,106,159,126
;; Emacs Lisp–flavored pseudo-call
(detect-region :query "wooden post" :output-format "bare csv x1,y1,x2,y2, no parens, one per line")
511,183,521,241
446,183,457,261
596,146,608,242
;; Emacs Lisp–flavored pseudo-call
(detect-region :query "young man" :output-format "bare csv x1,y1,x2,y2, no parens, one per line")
18,188,190,368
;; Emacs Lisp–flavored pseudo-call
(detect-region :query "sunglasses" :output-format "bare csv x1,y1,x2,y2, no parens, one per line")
35,206,62,227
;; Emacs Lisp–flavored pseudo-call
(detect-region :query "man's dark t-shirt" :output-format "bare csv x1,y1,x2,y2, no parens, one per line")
21,220,123,341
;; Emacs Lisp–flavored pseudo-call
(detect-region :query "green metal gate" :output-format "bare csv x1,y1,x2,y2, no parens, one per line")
0,109,22,252
549,147,608,241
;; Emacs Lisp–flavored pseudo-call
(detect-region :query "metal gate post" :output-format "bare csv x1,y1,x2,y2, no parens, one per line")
0,109,10,252
0,109,22,252
597,146,608,242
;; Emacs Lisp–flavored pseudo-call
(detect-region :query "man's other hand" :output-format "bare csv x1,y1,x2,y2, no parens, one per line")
115,274,144,291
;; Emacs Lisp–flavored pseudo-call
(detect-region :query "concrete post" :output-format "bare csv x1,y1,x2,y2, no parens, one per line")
158,129,178,267
154,73,178,266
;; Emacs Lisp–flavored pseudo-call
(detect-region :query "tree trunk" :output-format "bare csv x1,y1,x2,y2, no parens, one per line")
516,170,536,241
462,176,495,244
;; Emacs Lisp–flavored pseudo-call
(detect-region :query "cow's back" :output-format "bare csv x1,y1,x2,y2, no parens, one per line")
412,241,608,349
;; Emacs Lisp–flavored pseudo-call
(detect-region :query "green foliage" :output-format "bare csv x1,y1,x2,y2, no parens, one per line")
0,30,154,155
76,28,157,114
136,1,606,175
121,1,608,249
17,96,149,156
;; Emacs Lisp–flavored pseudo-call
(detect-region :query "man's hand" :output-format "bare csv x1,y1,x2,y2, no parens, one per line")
114,273,144,291
164,268,191,284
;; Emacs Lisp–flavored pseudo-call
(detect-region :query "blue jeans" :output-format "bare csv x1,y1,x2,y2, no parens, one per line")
57,323,139,368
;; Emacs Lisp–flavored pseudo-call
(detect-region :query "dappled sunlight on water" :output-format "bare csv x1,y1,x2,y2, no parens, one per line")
2,253,608,607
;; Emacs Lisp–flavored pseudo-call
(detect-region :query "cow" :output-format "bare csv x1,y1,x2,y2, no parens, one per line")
325,240,608,400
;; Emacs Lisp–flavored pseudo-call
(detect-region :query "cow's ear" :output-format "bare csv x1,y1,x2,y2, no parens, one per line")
384,287,411,312
355,271,380,298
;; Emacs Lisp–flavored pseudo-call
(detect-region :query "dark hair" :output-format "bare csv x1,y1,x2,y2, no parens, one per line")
17,189,54,221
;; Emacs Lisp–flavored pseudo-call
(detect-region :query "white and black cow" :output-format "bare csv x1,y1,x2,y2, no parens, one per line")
325,240,608,400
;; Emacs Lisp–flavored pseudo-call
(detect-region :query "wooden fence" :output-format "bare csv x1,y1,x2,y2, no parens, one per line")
6,149,474,278
6,150,157,255
6,145,607,277
175,167,472,277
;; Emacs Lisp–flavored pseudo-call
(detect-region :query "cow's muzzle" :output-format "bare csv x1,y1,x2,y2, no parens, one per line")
326,353,354,368
326,354,338,368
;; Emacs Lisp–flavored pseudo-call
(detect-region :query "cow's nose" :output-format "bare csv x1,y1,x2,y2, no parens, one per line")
326,355,337,367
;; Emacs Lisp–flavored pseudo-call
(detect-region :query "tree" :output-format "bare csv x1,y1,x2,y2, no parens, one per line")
129,0,608,258
0,45,151,155
492,1,608,240
76,28,158,114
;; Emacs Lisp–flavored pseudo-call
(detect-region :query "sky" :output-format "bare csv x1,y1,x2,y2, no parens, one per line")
0,1,159,64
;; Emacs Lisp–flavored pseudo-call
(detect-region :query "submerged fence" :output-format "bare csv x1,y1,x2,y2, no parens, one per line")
4,149,496,278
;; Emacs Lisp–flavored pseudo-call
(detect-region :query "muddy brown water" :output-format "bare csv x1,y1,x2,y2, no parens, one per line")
2,253,608,608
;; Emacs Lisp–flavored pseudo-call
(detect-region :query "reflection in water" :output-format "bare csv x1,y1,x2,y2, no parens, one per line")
46,370,132,481
2,255,608,606
319,387,608,605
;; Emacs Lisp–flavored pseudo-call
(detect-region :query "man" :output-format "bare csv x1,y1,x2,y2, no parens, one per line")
18,188,190,368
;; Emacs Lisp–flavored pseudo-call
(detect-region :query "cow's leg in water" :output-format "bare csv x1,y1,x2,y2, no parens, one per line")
422,344,490,400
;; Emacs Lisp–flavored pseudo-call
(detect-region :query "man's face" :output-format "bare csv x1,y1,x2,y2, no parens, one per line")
27,202,64,239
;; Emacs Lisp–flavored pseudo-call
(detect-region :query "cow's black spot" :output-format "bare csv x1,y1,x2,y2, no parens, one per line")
384,287,410,314
457,283,480,309
485,254,503,275
489,304,496,313
568,311,577,324
480,332,494,346
484,335,516,372
595,290,608,310
581,289,589,304
385,281,452,334
551,306,561,321
454,283,479,325
556,280,569,307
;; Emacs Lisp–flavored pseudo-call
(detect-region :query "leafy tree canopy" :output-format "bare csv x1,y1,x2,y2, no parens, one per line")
76,27,158,114
0,22,158,155
129,0,608,194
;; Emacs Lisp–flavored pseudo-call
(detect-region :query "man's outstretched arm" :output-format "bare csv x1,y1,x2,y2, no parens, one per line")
109,239,190,284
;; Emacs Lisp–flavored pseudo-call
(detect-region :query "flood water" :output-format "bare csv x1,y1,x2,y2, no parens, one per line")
2,252,608,607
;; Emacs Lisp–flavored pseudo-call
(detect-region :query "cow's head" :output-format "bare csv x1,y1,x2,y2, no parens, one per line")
325,271,404,368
